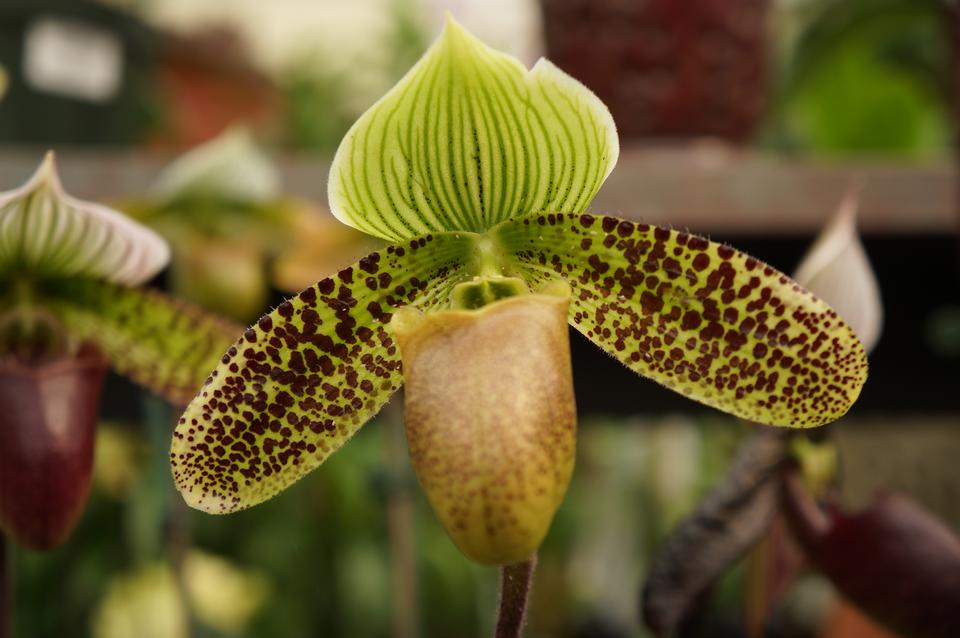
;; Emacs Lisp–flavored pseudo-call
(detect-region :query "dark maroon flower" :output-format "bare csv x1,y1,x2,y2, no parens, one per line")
0,347,106,550
782,469,960,638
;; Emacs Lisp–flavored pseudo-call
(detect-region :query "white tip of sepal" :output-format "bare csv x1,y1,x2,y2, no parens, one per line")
0,151,170,286
793,187,883,353
150,126,279,203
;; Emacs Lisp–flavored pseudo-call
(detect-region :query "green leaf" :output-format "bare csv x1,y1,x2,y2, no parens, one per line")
0,153,169,285
328,16,618,241
46,279,240,406
170,233,473,513
494,213,868,427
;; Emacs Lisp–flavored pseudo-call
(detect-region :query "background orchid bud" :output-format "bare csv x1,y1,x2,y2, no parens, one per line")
792,190,882,352
0,345,107,549
391,282,576,565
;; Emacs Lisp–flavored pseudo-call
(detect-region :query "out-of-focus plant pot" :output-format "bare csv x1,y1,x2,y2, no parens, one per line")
540,0,769,143
0,346,107,550
782,471,960,638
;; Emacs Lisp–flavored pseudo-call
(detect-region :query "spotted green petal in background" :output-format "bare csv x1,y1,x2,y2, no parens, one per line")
328,15,618,242
47,279,240,405
0,153,169,285
171,233,473,513
495,213,868,427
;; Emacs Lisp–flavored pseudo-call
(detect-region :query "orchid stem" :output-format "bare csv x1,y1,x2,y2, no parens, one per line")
494,554,537,638
384,399,419,638
0,532,11,638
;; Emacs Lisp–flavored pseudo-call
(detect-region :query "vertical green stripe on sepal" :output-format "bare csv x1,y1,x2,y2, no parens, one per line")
0,153,169,285
171,232,473,514
328,16,618,241
47,279,240,405
494,213,868,427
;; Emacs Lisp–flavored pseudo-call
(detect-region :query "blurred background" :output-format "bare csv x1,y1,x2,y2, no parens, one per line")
1,0,958,636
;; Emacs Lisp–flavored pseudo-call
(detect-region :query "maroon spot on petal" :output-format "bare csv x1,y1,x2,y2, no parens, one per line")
692,253,710,272
317,278,335,295
662,257,681,279
700,321,724,340
640,291,664,315
682,310,702,330
359,256,378,273
724,329,747,349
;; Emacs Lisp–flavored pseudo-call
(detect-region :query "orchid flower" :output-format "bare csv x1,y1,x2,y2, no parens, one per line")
0,153,237,549
117,128,319,321
171,18,867,566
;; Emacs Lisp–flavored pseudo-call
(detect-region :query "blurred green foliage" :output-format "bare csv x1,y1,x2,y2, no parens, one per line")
766,0,953,157
12,393,749,638
280,0,429,153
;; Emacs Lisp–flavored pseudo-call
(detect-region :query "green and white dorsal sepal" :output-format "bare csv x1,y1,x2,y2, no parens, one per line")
328,15,619,242
0,152,169,285
494,212,868,428
172,231,475,514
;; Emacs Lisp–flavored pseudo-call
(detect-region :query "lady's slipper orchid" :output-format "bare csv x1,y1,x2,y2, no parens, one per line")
171,18,868,565
118,128,328,321
0,154,237,549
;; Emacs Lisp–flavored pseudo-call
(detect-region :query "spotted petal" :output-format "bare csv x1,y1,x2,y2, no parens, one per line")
171,233,473,513
328,16,618,241
0,153,169,285
495,213,868,427
46,279,240,405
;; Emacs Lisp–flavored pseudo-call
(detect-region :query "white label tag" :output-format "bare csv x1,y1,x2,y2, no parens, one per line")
23,17,123,103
